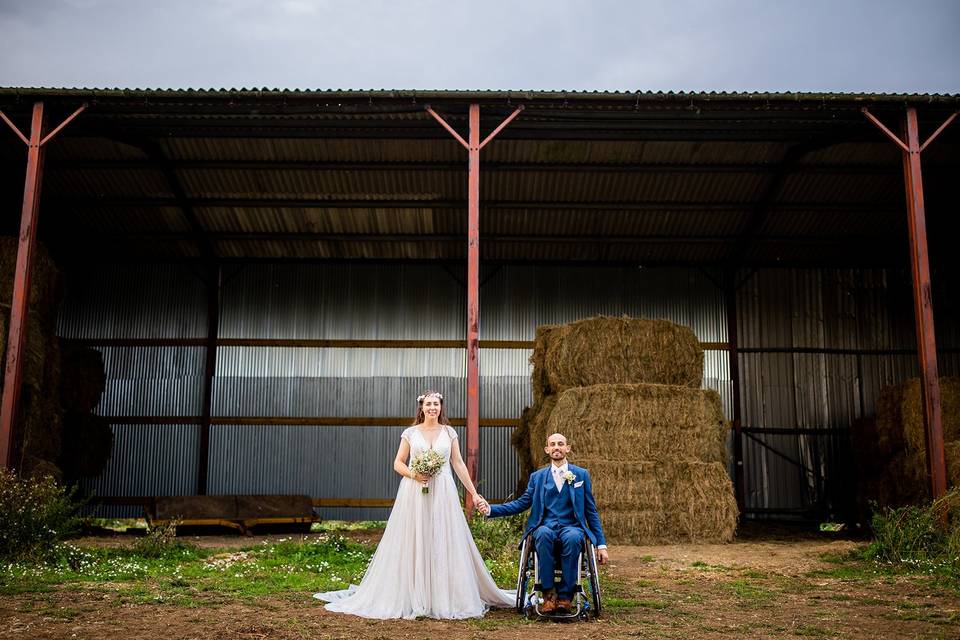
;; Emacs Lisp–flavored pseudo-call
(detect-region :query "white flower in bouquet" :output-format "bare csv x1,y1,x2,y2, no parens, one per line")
409,449,446,494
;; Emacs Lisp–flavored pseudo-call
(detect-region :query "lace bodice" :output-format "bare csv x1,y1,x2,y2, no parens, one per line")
401,425,457,474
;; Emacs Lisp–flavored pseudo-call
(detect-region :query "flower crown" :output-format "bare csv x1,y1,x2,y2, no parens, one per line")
417,393,443,403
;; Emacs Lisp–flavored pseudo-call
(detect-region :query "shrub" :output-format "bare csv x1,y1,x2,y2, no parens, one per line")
864,488,960,577
133,520,197,559
469,512,525,586
0,469,84,563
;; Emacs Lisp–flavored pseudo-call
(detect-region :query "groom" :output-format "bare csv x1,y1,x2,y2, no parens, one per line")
477,432,608,614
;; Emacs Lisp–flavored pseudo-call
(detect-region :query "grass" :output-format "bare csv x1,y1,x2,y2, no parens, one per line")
0,533,374,601
724,579,776,606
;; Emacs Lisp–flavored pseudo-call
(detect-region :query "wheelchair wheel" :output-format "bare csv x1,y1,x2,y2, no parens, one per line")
586,543,602,618
515,537,531,614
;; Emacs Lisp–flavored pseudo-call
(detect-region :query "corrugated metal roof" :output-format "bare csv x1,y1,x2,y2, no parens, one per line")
1,87,956,267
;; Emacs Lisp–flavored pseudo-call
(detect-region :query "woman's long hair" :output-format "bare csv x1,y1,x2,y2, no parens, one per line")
412,389,451,426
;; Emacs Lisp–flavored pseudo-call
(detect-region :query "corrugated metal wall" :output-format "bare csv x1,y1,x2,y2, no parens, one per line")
59,262,956,522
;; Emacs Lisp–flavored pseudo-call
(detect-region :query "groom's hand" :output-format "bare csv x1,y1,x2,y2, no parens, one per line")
474,496,490,516
597,548,609,564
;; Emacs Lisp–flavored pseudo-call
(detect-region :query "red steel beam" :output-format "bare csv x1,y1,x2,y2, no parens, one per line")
0,103,46,469
428,104,522,514
466,104,481,515
0,101,86,470
902,107,947,500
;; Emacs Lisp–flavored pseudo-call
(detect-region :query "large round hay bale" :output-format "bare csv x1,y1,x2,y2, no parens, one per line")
901,377,960,452
59,344,106,413
548,384,728,464
538,316,703,394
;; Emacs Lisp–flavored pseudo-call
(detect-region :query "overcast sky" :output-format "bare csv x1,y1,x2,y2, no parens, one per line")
0,0,957,93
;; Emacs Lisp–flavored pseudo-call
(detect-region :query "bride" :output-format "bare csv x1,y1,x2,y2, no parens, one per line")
313,390,514,619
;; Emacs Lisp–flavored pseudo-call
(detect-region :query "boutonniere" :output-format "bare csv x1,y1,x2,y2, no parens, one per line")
563,471,576,485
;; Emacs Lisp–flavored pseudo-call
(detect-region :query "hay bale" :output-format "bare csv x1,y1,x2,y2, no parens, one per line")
20,454,63,483
530,325,559,405
548,384,728,464
575,457,738,542
537,316,703,394
61,412,114,478
59,344,106,413
526,395,559,467
901,378,960,452
0,237,62,332
594,510,665,544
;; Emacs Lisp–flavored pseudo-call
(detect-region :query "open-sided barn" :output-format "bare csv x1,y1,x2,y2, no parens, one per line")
1,88,958,523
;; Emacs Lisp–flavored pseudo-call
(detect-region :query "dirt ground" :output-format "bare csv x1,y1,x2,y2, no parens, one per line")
2,526,958,640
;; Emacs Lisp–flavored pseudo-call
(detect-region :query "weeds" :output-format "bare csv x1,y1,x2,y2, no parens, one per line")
863,488,960,588
0,469,85,563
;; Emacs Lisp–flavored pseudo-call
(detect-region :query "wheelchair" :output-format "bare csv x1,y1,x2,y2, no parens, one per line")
514,535,602,620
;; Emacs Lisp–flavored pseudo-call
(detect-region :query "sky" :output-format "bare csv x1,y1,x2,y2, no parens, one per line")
0,0,957,94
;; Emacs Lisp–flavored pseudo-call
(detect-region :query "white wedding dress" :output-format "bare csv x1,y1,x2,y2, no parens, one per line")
313,425,514,619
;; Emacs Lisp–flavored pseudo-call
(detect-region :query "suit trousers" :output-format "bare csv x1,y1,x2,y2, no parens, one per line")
532,523,585,599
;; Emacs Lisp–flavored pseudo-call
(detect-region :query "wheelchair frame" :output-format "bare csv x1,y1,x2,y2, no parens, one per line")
514,535,602,620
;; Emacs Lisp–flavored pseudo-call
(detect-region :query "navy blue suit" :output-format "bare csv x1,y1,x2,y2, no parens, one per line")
488,463,605,598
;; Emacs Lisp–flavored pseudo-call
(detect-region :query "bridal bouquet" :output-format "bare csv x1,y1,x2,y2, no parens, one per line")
409,449,445,494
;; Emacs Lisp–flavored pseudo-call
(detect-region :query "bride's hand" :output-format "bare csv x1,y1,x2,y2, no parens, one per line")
412,473,431,483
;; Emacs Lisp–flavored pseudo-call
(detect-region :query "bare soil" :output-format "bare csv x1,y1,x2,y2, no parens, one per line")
2,526,958,640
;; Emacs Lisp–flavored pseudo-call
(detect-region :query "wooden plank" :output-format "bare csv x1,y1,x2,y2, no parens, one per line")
102,416,521,427
63,337,730,350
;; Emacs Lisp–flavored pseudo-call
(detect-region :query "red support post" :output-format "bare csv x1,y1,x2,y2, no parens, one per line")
902,107,947,500
0,102,47,469
465,104,481,515
0,101,85,471
426,104,522,514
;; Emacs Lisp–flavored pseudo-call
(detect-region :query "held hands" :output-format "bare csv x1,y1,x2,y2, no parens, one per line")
596,547,609,565
473,495,490,516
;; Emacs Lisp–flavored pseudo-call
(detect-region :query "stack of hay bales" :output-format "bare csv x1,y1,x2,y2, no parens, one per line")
513,316,738,544
853,377,960,509
0,237,64,480
0,237,110,483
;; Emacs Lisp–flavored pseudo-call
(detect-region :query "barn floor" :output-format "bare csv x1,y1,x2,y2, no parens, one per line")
1,525,957,640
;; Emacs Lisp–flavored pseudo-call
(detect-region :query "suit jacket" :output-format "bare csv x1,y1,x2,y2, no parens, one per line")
488,463,606,546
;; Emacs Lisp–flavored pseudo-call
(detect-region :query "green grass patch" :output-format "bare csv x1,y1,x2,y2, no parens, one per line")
724,579,776,605
310,520,386,532
0,533,374,601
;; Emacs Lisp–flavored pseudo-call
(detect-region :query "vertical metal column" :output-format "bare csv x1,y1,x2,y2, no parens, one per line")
901,108,945,499
465,105,481,507
862,106,957,501
0,103,46,469
0,101,86,469
197,264,220,495
426,103,523,513
724,270,745,513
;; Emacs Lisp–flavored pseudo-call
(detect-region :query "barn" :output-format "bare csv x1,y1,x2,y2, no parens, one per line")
1,88,957,523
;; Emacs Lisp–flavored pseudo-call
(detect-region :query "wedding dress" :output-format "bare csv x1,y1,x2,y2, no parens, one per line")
313,425,514,619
